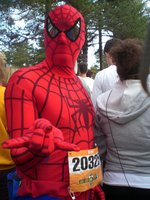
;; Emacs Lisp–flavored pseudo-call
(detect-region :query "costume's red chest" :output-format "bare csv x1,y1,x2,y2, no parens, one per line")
34,72,94,146
31,71,94,181
6,66,94,184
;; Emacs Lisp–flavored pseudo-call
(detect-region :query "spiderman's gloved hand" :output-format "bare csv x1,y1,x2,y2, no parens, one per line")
2,118,50,150
2,135,30,149
90,185,105,200
2,118,80,154
29,118,80,154
2,118,52,149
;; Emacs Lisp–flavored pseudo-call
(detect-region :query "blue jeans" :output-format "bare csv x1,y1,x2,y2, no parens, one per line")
7,170,61,200
0,168,15,200
15,195,61,200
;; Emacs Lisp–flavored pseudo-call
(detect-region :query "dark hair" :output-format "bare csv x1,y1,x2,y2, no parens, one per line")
87,69,93,78
78,63,87,74
110,38,143,81
104,38,122,54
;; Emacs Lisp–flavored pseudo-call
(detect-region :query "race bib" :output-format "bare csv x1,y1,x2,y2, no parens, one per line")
68,147,102,193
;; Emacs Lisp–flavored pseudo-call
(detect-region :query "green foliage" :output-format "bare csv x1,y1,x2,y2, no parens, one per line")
0,0,46,67
90,65,99,78
4,42,45,67
103,0,149,39
90,0,149,70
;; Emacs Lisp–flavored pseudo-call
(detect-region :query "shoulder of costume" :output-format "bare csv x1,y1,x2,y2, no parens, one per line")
9,60,48,79
7,60,48,90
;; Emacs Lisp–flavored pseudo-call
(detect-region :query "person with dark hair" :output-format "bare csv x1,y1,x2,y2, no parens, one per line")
86,69,93,78
104,38,120,56
78,63,94,96
92,38,121,108
95,38,150,200
0,53,15,200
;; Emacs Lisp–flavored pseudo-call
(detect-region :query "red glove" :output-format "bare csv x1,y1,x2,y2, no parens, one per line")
30,118,52,132
2,134,31,148
2,118,80,154
91,186,105,200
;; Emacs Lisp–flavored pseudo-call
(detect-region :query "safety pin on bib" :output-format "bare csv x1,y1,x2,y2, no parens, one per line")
68,187,76,200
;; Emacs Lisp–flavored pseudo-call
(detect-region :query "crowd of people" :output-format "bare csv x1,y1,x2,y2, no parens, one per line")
0,3,150,200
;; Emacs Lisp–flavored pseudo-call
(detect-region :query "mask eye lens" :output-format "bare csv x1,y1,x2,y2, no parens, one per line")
46,17,59,38
65,18,81,41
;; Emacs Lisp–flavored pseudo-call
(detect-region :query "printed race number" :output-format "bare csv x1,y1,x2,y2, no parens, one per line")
72,153,100,172
68,147,102,192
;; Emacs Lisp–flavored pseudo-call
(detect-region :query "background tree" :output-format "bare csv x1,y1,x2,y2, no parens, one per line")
0,0,50,67
103,0,149,39
94,0,149,70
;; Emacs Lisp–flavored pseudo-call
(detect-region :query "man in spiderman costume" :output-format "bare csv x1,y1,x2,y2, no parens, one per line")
3,4,105,200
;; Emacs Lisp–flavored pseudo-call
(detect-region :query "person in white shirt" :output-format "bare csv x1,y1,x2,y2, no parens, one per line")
78,63,94,96
92,38,121,108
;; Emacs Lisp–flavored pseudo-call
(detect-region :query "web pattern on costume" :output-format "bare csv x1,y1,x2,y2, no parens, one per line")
5,63,94,181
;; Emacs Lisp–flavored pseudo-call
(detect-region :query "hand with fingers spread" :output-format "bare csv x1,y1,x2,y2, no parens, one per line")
2,118,80,154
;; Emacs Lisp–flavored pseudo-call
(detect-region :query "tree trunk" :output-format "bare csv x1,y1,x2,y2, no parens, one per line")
45,0,52,16
98,28,102,70
78,28,88,66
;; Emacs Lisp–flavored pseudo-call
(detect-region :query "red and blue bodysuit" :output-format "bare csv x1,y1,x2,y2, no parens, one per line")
3,4,105,200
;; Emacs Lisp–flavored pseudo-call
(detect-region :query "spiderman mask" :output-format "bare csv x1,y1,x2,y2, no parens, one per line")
44,4,85,71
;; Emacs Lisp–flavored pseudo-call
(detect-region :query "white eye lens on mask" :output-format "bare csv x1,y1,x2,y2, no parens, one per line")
46,17,81,42
46,17,60,38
